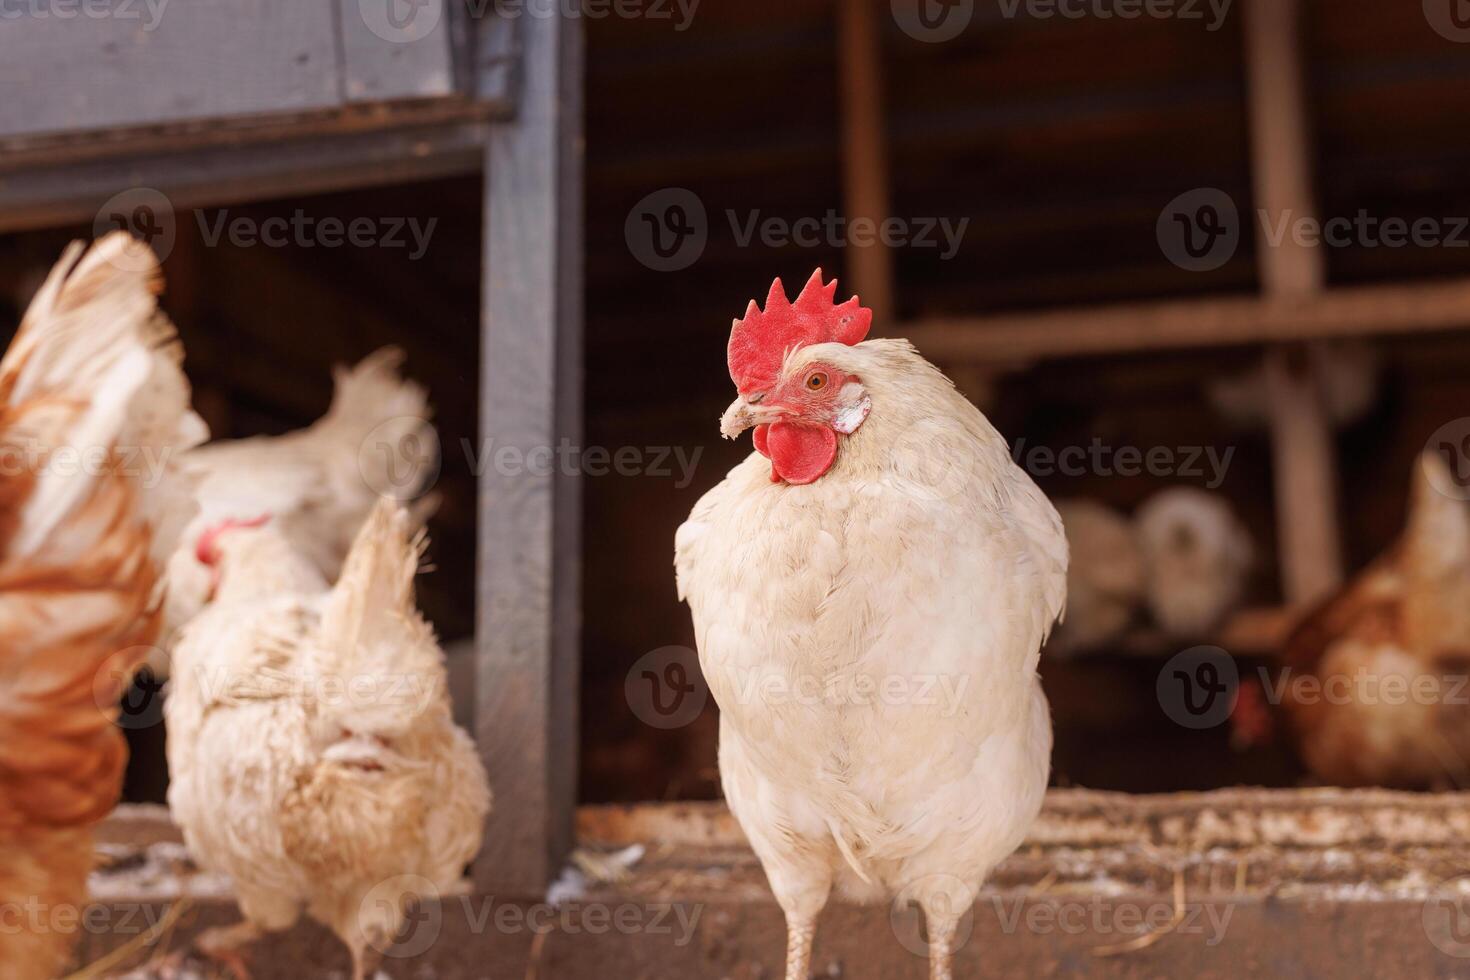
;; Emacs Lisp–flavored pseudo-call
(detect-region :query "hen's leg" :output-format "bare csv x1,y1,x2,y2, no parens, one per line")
194,919,262,980
783,914,818,980
923,911,960,980
917,879,974,980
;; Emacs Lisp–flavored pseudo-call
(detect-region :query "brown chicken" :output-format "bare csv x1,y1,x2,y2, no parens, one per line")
1276,450,1470,787
0,234,204,978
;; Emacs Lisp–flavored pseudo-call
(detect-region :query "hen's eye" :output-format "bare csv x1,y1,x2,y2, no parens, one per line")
806,372,828,391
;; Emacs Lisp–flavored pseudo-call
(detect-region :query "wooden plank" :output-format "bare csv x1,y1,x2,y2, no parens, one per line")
87,794,1470,977
837,0,895,327
336,0,456,102
901,277,1470,363
1244,0,1343,605
0,120,488,234
1264,342,1343,604
475,7,583,896
0,0,342,139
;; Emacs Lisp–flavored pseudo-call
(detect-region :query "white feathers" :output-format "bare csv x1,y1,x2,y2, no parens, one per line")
158,347,436,660
1135,487,1254,638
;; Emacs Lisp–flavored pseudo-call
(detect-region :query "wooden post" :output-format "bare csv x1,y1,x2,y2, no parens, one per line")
1243,0,1343,606
838,0,896,326
476,9,584,895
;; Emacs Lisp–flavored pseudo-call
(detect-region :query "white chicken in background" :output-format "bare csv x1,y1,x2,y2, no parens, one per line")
1047,499,1145,656
0,233,205,980
164,500,490,980
1134,487,1253,638
160,347,437,659
675,271,1066,980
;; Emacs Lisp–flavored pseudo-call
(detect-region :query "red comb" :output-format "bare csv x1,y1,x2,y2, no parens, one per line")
195,514,270,566
727,269,872,393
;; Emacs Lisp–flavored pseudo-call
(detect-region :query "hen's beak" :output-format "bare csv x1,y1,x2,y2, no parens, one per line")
720,394,780,439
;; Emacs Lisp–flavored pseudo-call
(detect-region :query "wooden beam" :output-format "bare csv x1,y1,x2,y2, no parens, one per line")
1244,0,1343,606
0,119,490,235
837,0,895,326
0,2,341,139
1244,0,1322,299
475,10,583,896
901,276,1470,362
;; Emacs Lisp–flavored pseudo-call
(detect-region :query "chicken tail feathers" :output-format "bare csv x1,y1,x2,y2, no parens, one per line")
0,233,206,562
313,345,437,498
313,499,444,735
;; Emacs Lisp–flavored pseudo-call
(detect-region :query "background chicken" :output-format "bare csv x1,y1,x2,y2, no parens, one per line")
0,233,205,979
161,347,437,659
1275,450,1470,787
1047,499,1145,656
676,271,1066,980
1134,487,1254,640
164,499,489,980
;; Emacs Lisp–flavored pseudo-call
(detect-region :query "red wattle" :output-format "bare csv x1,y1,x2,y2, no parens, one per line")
766,422,837,485
753,424,771,458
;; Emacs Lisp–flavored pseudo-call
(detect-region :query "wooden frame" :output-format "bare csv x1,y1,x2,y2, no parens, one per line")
1,4,581,898
836,0,1464,619
475,7,585,896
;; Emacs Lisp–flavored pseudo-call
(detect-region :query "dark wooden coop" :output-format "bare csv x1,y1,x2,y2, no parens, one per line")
11,0,1470,976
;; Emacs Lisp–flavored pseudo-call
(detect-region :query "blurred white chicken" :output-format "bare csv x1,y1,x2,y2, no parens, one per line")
161,347,436,659
1135,487,1253,638
0,233,204,979
1048,499,1145,656
676,271,1065,980
164,500,489,980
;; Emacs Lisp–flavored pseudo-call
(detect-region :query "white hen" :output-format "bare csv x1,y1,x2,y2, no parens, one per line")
161,347,436,657
165,500,489,980
1135,487,1253,638
676,271,1065,980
